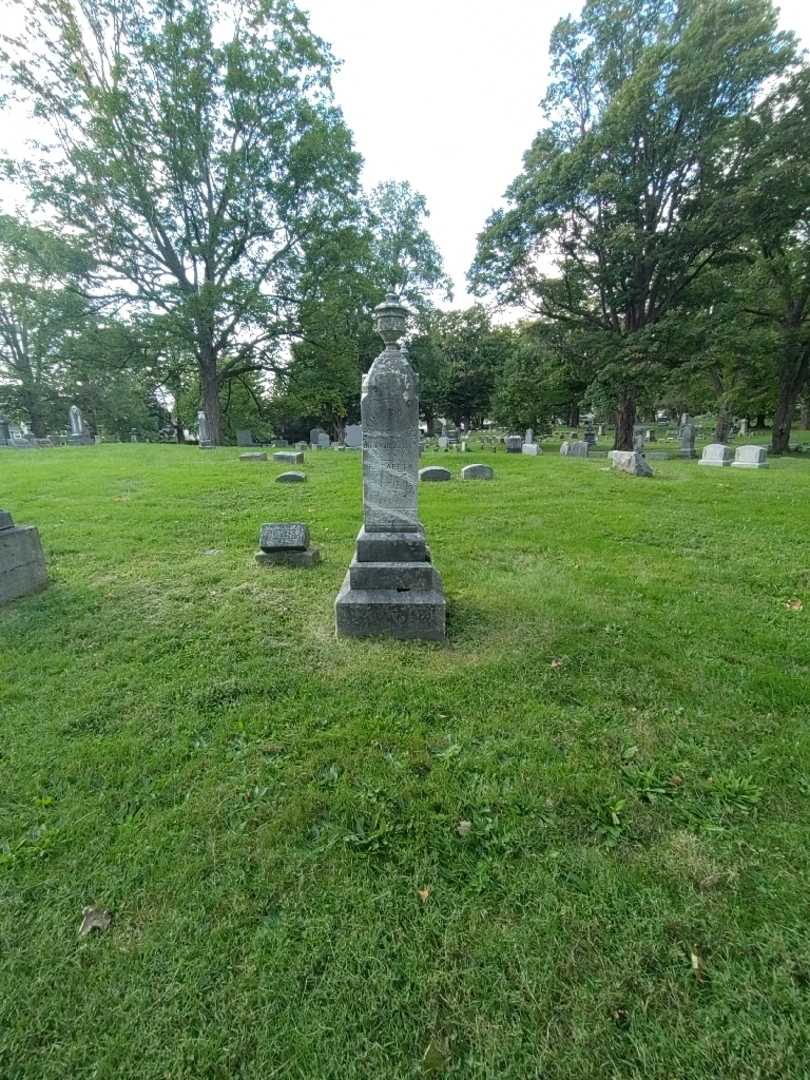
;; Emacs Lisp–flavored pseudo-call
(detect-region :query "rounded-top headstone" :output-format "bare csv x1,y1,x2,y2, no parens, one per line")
460,464,494,480
276,471,306,483
419,466,452,482
699,443,733,467
732,444,768,469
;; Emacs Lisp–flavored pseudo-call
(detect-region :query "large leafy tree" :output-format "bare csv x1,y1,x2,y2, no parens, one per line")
740,69,810,452
2,0,363,443
273,181,451,436
367,180,452,307
0,216,96,435
469,0,798,449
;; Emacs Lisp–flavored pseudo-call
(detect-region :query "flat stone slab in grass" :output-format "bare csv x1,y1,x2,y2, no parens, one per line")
461,463,494,480
276,471,306,483
259,523,310,551
0,513,48,605
419,466,452,482
255,547,321,568
522,443,540,456
560,440,589,457
732,445,768,469
273,451,304,465
239,452,267,461
609,450,654,477
699,443,733,467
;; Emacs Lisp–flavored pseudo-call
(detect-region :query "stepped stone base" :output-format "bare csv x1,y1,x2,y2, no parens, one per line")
1,521,48,605
255,547,320,567
336,527,445,640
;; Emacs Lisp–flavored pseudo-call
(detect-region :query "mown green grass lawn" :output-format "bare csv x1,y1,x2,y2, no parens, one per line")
2,442,809,1079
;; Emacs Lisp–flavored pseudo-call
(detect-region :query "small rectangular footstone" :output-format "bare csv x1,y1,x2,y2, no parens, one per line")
259,523,309,551
273,451,304,465
240,452,267,461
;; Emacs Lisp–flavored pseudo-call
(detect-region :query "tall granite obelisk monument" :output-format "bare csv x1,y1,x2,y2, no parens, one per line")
335,294,446,640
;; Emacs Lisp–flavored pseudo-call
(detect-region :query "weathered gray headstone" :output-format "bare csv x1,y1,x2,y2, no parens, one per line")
678,416,697,458
560,440,589,457
276,471,306,483
0,510,48,605
522,442,540,456
345,423,362,448
437,436,449,451
335,293,445,640
69,404,83,436
732,444,768,469
699,443,733,467
739,418,749,436
609,450,654,477
239,452,267,462
309,426,326,447
317,432,331,449
419,466,451,482
197,409,213,449
0,418,10,445
505,435,522,453
236,429,254,446
461,463,494,480
273,451,304,465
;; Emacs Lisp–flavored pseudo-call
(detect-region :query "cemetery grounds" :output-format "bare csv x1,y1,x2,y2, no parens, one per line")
1,440,810,1079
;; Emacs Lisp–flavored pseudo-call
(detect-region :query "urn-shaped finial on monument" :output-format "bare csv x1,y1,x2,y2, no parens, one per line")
373,292,409,348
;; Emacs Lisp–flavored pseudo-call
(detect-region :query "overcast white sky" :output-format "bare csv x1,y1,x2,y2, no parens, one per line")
302,0,810,306
2,1,809,308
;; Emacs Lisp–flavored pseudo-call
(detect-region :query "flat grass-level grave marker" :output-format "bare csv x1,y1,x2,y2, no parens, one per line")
335,294,446,640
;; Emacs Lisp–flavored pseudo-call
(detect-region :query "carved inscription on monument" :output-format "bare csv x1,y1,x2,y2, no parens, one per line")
362,350,419,533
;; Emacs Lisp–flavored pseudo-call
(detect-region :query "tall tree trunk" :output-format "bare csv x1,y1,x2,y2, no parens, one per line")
613,394,635,450
771,333,809,455
800,396,809,432
714,400,732,443
199,343,222,445
755,412,766,430
568,403,580,427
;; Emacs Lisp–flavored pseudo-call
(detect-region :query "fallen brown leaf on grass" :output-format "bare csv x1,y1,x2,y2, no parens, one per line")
550,658,563,669
79,907,112,937
785,598,803,611
417,887,431,904
455,820,472,836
